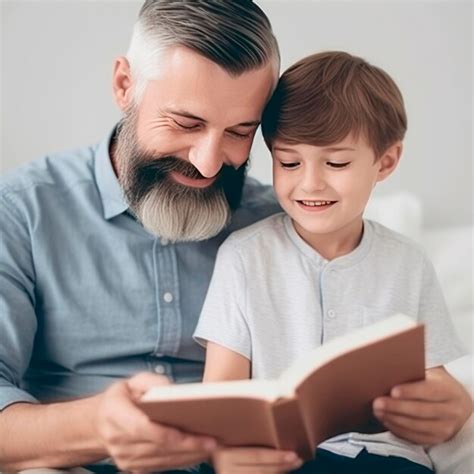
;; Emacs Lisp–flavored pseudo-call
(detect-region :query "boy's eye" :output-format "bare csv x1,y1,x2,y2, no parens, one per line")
327,161,350,168
280,162,300,169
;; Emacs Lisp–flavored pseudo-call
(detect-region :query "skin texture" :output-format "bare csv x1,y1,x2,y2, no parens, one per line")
112,46,276,180
202,135,473,472
271,135,401,260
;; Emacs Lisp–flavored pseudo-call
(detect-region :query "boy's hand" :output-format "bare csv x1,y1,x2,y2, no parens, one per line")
211,447,303,473
373,366,473,446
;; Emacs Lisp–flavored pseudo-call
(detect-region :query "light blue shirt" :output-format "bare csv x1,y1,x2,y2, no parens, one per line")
0,128,280,410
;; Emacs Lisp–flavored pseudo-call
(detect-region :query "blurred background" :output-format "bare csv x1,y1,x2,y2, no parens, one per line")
1,0,472,229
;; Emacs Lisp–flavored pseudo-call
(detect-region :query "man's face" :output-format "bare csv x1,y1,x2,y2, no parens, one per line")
114,46,276,241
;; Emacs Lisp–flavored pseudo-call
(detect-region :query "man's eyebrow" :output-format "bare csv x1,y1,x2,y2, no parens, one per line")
167,109,260,128
167,110,205,121
234,120,260,128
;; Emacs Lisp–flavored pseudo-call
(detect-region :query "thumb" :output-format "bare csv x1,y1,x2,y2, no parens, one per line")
127,372,172,398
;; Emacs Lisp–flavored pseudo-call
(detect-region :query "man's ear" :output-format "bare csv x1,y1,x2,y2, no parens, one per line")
376,141,403,183
112,56,135,111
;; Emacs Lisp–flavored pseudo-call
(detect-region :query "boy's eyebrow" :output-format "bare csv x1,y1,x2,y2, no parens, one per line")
323,146,356,152
273,145,356,153
166,109,260,128
272,146,299,153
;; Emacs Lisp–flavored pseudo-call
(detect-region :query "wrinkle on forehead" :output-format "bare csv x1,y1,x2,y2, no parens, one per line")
135,46,275,129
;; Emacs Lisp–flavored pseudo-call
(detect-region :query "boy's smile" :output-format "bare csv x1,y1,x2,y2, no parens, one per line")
297,199,337,211
272,134,401,258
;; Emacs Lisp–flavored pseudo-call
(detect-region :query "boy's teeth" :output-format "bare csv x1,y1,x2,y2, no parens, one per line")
301,200,332,207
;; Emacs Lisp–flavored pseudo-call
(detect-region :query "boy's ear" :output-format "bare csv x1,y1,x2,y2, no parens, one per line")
112,56,135,111
376,141,403,183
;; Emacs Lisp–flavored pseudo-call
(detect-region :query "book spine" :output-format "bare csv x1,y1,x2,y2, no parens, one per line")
271,398,314,461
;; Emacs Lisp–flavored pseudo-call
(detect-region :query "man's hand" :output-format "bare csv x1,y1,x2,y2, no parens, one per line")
373,366,473,446
211,447,303,474
94,372,218,471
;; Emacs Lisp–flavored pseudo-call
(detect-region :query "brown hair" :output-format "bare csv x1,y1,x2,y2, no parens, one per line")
261,51,407,159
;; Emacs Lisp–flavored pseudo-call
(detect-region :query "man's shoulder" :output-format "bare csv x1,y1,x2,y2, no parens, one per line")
240,176,277,207
0,143,97,202
229,176,281,232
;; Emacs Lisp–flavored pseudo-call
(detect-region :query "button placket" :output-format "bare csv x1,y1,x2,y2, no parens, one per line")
154,364,166,374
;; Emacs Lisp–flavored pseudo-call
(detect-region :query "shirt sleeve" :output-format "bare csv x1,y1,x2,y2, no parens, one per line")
193,237,251,361
0,191,39,410
417,253,465,368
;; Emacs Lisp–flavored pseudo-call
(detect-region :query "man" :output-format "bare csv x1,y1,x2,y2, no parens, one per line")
0,1,288,472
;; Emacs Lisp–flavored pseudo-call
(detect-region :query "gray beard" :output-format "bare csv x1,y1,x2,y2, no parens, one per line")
129,178,231,242
114,113,245,242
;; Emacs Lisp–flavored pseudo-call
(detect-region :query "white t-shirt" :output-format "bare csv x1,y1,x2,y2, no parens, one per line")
194,213,464,468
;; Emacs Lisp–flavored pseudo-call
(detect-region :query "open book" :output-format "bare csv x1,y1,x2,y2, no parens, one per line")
138,314,425,460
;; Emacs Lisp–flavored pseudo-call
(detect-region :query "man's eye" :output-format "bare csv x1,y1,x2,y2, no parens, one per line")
174,120,199,130
327,161,350,168
280,162,300,169
228,130,252,140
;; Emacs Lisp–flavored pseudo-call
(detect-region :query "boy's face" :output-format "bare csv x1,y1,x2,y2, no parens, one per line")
272,134,401,248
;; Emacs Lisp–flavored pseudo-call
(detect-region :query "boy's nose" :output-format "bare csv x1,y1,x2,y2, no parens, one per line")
301,171,327,193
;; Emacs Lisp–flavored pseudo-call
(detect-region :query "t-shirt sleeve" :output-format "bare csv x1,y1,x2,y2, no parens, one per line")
417,254,465,368
193,237,251,361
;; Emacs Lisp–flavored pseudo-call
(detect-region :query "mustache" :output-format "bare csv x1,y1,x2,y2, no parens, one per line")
139,156,207,179
125,154,248,210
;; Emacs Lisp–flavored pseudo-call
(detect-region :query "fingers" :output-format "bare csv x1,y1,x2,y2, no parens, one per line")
145,422,218,454
373,397,443,419
380,418,454,447
389,367,461,402
213,448,303,473
96,376,219,472
120,451,210,472
375,408,452,435
127,372,172,398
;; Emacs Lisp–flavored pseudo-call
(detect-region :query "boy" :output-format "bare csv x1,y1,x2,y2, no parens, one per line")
194,52,472,473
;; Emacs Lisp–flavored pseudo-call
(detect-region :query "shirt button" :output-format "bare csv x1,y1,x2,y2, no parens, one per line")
327,309,336,319
163,292,173,303
154,364,166,374
161,238,169,246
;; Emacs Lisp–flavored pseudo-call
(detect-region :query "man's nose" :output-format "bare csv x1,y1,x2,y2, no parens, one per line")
188,133,225,178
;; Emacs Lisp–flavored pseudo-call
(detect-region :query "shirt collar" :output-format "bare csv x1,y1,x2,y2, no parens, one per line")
283,213,373,268
94,127,129,220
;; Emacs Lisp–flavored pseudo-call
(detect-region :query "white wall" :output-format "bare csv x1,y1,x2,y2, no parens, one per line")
1,0,472,228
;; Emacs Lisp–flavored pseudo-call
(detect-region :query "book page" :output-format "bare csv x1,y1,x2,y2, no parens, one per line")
276,314,417,396
141,379,280,402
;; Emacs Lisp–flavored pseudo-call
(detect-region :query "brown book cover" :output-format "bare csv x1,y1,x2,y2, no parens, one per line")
138,314,425,460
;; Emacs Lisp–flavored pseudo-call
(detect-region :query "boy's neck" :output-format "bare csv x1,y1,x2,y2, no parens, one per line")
293,217,364,261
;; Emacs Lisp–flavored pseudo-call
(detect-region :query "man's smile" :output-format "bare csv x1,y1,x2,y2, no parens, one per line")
170,171,217,188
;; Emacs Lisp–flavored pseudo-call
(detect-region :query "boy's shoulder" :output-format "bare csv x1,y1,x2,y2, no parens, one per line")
224,212,288,249
366,219,428,262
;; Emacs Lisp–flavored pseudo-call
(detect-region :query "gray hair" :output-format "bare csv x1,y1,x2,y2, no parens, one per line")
127,0,280,102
